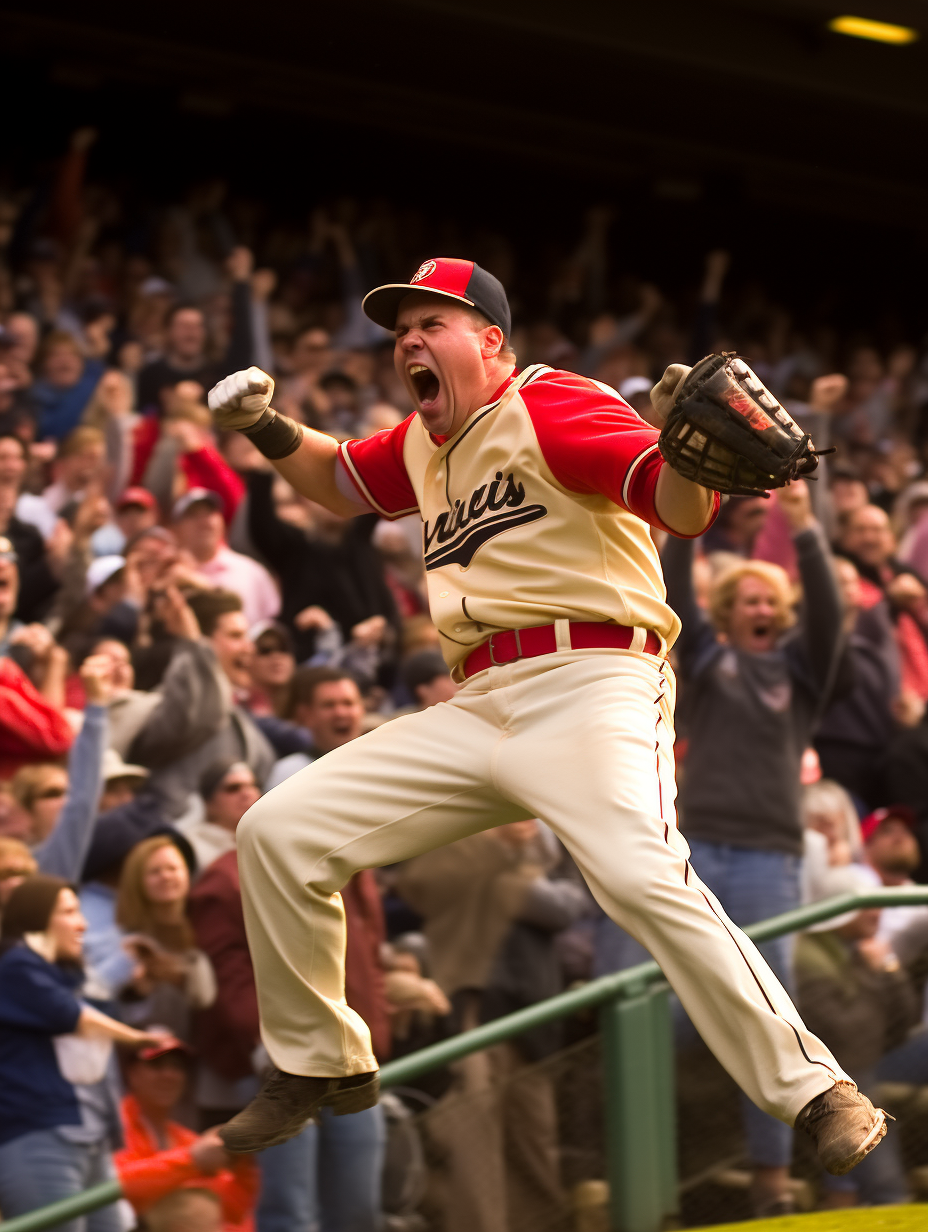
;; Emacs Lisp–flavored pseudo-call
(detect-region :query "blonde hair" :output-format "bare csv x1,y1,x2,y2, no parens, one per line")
58,425,105,459
800,778,864,861
116,836,193,951
708,560,796,634
0,837,37,876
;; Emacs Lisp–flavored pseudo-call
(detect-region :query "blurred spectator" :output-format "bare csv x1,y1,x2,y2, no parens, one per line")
136,256,253,414
116,1036,257,1232
799,778,864,906
92,636,162,758
244,621,295,719
172,490,279,627
883,706,928,877
58,553,140,663
178,762,260,872
0,837,37,906
856,806,928,954
244,467,397,665
657,481,845,1217
32,331,105,440
16,425,106,536
837,503,928,704
399,650,458,710
79,800,191,1003
104,487,160,556
265,666,365,789
7,654,112,887
0,875,162,1227
814,557,901,808
116,836,217,1040
127,589,274,820
795,894,917,1207
0,433,60,621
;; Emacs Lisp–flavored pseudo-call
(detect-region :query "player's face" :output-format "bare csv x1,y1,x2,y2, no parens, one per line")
394,295,494,437
726,576,781,654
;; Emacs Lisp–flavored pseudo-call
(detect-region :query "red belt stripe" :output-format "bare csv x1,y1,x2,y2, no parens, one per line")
462,621,661,679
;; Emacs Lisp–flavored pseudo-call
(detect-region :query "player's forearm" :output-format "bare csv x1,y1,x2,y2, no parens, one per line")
654,466,716,537
267,426,361,517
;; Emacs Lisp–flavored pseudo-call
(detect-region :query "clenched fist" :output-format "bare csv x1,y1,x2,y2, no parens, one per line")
208,367,275,431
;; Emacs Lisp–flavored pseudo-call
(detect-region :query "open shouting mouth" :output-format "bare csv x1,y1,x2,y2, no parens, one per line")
408,363,441,408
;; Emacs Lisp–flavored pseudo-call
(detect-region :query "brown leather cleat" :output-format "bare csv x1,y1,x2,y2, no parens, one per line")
795,1081,888,1176
218,1068,380,1154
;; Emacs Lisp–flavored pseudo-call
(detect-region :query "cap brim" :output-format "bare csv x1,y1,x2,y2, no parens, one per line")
106,765,149,782
362,284,475,330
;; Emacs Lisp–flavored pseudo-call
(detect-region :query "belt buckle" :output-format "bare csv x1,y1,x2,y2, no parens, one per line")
488,628,523,667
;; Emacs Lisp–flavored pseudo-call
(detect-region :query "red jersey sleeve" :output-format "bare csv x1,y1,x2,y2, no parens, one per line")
521,370,719,537
337,416,419,520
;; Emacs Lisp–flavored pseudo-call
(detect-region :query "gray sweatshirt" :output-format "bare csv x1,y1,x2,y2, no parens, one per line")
663,526,846,855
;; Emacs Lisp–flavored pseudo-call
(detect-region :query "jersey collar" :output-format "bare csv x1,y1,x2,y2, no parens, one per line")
428,371,518,446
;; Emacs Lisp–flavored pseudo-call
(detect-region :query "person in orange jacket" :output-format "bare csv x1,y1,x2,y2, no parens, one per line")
115,1036,257,1232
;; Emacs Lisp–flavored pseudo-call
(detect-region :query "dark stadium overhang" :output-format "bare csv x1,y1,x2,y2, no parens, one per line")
0,1,926,227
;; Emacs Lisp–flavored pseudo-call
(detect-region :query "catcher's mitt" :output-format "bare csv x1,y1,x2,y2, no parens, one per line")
657,353,825,497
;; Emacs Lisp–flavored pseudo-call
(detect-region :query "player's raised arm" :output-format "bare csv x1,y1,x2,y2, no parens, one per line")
207,367,362,517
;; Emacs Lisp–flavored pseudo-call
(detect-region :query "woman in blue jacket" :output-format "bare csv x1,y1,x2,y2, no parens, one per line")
0,874,162,1230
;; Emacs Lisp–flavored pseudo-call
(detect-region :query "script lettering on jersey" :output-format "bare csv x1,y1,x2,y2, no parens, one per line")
423,471,547,571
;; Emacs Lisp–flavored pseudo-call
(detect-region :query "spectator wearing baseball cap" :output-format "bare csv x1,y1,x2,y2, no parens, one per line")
58,553,139,662
115,1033,258,1231
171,489,280,627
855,805,928,958
109,487,159,552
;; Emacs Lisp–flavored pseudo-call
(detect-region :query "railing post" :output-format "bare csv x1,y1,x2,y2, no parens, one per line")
600,982,677,1232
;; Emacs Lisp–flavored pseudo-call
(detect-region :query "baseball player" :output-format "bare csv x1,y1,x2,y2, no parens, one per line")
208,258,886,1177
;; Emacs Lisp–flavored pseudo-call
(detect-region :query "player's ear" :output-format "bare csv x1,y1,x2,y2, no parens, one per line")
481,326,504,360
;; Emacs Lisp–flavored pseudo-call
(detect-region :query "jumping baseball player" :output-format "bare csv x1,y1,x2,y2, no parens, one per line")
207,258,887,1177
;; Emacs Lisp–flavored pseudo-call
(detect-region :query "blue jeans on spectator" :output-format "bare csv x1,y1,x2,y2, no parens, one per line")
877,1027,928,1085
686,841,802,1169
0,1130,121,1232
257,1103,386,1232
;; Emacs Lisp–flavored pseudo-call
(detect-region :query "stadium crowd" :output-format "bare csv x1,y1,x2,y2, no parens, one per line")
0,128,927,1230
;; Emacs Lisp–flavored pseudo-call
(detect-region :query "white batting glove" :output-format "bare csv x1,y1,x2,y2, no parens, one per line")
207,367,275,431
649,363,691,425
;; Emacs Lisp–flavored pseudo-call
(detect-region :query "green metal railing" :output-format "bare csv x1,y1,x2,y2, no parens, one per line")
3,886,927,1232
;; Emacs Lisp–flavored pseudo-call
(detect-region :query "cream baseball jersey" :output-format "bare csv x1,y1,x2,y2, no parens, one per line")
337,365,719,674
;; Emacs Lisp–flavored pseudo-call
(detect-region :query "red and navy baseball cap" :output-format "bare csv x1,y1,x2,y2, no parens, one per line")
860,804,917,844
362,258,511,338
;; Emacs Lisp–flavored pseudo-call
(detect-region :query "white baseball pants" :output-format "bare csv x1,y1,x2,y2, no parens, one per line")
238,648,848,1125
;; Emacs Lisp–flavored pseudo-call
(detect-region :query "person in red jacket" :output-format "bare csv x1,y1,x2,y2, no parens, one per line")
0,541,73,778
115,1036,257,1232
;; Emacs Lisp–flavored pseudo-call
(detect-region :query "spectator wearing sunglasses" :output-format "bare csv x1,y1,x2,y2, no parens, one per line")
9,653,116,883
176,762,261,873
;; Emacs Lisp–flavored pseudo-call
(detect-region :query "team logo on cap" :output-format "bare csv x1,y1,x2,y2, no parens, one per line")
410,260,437,285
